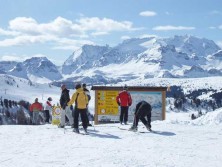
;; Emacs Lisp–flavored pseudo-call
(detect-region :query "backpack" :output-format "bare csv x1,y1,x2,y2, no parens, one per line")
75,92,88,109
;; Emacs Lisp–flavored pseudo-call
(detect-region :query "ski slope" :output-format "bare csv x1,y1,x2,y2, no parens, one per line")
0,110,222,167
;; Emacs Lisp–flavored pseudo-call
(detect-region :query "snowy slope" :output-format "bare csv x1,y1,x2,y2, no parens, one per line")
0,110,222,167
0,57,62,84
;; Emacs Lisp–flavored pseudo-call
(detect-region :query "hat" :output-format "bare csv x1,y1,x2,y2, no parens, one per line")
75,83,81,89
82,83,87,88
48,97,52,101
123,85,128,90
35,98,38,102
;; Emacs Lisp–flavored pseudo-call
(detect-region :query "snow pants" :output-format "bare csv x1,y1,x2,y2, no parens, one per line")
73,108,88,129
60,106,73,126
133,110,151,128
120,106,129,123
32,111,40,125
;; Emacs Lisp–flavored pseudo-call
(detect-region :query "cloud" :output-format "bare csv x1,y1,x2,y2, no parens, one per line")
139,34,158,38
219,25,222,29
0,16,140,49
0,28,20,36
121,36,131,40
77,17,135,31
52,38,95,50
153,25,195,31
210,10,222,15
209,26,217,29
139,11,157,17
91,31,109,36
1,55,23,61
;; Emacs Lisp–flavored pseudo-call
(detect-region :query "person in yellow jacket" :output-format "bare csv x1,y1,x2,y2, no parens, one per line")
68,83,89,134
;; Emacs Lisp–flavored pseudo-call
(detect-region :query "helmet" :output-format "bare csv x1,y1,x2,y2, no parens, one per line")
48,97,52,101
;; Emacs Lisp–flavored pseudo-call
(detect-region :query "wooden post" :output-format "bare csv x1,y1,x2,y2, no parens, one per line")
94,90,99,125
162,91,166,120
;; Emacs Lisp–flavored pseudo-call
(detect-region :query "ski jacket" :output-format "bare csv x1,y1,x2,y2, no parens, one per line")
135,101,152,117
60,88,70,110
68,88,88,109
116,90,132,107
30,102,43,112
44,101,52,111
83,88,91,101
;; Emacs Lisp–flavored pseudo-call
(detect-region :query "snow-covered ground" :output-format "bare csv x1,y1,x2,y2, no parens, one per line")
0,110,222,167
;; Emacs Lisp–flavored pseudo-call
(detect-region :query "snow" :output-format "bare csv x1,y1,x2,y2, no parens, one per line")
1,110,222,167
1,74,222,166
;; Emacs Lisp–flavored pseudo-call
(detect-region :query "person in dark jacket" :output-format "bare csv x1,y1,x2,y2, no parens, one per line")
82,83,92,126
59,84,74,128
116,85,132,125
129,100,152,132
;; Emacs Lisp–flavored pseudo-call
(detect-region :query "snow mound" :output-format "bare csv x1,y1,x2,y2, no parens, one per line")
192,109,222,125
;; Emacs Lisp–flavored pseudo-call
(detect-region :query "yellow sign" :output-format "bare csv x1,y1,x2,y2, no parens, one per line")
52,106,61,125
97,91,119,115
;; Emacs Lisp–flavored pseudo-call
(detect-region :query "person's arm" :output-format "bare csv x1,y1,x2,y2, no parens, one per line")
68,92,77,106
135,102,142,115
128,93,132,106
116,94,120,106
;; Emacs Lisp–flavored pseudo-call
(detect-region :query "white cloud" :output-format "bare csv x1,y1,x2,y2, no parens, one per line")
209,26,217,29
153,25,195,31
219,25,222,29
0,28,20,36
1,55,23,61
139,11,157,17
52,38,95,50
91,31,109,36
121,36,131,40
210,10,222,15
139,34,158,38
0,16,140,48
77,17,134,31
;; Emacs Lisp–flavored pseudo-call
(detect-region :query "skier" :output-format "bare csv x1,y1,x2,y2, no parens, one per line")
68,83,89,134
44,97,53,123
59,84,74,128
29,98,43,125
116,85,132,125
129,100,152,132
82,83,92,126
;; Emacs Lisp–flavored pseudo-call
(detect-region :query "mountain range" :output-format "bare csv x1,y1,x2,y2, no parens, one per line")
0,35,221,85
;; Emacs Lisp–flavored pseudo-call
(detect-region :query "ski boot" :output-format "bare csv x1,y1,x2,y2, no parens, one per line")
129,126,138,132
73,128,80,134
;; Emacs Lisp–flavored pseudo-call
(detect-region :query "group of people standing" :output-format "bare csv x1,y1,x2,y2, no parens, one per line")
59,83,90,134
116,85,152,132
29,83,153,133
29,97,53,125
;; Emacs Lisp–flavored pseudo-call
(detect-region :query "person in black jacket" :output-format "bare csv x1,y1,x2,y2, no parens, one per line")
129,100,152,132
59,84,74,128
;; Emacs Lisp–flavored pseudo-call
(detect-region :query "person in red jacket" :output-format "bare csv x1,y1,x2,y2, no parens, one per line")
30,98,43,125
116,85,132,125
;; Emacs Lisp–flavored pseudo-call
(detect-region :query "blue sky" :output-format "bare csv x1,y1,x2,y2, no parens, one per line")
0,0,221,65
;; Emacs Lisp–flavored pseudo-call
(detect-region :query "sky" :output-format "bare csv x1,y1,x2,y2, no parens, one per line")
0,0,221,66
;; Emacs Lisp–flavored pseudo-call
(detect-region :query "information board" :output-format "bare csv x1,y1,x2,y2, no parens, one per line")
97,90,119,115
52,106,61,125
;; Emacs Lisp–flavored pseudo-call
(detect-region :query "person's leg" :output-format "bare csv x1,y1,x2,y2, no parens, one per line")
123,107,129,124
140,116,148,126
147,112,152,129
60,109,66,126
120,106,124,124
65,106,74,126
73,109,79,129
45,110,50,123
80,109,88,129
32,111,37,125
